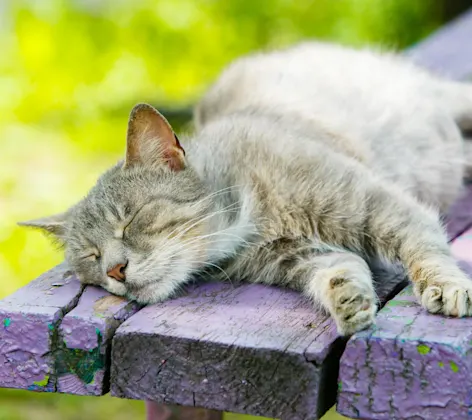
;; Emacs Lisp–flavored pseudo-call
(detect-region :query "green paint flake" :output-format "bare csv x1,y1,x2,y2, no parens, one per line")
438,362,444,368
55,332,105,385
48,324,54,331
95,328,101,335
417,344,431,355
33,375,49,387
450,361,459,373
338,381,342,391
3,318,11,327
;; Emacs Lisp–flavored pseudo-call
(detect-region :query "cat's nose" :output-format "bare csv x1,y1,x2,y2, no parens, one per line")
107,262,127,282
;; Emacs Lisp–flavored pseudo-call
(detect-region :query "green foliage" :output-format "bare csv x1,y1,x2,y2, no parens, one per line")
0,1,443,419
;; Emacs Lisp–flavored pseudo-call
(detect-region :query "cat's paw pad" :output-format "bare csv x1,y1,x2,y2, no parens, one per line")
417,277,472,317
329,276,377,336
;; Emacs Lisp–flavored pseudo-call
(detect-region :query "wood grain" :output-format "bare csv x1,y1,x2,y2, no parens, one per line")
111,266,406,420
337,228,472,419
0,264,82,392
57,287,140,395
0,263,140,395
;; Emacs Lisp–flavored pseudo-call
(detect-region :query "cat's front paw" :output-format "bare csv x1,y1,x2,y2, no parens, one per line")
416,275,472,317
327,274,378,336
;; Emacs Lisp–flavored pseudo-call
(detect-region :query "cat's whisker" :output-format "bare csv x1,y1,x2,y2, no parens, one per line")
190,185,245,207
174,260,233,286
162,201,243,245
175,226,258,251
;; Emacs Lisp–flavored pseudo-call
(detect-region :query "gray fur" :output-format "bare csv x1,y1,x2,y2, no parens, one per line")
21,42,472,335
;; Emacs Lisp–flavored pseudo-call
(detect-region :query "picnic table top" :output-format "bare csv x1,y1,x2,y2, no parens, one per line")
2,8,472,420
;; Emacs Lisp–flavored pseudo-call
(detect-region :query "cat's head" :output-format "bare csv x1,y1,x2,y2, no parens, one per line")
19,104,212,304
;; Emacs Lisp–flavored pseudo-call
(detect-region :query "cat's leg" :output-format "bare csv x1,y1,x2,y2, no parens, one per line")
365,186,472,317
227,239,377,335
303,250,377,336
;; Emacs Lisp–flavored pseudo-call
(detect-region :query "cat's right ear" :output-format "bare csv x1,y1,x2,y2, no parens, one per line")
124,103,186,171
18,212,68,239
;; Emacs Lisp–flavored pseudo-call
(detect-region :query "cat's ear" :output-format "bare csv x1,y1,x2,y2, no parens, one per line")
124,103,185,171
18,212,68,238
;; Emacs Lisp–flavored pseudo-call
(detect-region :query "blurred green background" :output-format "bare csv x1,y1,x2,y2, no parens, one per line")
0,0,468,419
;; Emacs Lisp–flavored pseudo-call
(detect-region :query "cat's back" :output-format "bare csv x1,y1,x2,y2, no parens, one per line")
195,42,434,132
194,41,464,212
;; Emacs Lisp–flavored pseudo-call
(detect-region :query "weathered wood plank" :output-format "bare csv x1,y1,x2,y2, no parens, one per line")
56,287,140,395
337,227,472,419
110,261,406,420
407,8,472,79
0,264,82,392
110,177,472,419
0,263,141,395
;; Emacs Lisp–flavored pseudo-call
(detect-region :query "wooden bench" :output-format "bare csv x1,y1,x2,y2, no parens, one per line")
3,8,472,420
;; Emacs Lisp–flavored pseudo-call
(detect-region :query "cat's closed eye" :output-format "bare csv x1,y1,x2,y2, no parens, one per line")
81,251,100,261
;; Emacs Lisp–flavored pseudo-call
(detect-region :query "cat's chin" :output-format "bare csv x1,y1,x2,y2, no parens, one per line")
123,276,189,305
125,285,175,305
101,277,128,297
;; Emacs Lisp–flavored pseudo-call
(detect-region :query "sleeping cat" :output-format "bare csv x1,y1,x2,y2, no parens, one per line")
21,42,472,335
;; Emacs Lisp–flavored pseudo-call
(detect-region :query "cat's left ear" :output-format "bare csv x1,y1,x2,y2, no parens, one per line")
124,103,185,171
18,212,68,239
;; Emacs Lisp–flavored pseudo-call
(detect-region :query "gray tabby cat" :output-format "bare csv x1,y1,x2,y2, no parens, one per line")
21,42,472,335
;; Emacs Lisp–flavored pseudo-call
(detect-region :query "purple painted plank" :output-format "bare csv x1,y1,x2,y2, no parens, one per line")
0,263,140,396
110,263,405,420
337,227,472,419
407,8,472,79
57,287,140,395
0,264,83,392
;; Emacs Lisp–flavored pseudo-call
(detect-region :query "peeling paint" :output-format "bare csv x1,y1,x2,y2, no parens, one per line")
55,330,104,384
3,318,11,328
450,361,459,373
417,344,430,355
33,375,50,387
387,300,416,307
